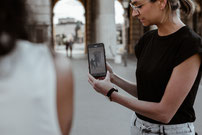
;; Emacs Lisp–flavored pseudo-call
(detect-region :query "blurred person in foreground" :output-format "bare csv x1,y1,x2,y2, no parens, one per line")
0,0,74,135
88,0,202,134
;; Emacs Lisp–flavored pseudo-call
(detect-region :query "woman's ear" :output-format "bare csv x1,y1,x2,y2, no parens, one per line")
158,0,167,10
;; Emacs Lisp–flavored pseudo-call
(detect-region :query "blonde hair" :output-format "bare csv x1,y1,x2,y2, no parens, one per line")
158,0,195,22
165,0,195,15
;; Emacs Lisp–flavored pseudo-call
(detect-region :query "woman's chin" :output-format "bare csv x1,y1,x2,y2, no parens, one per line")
142,23,149,27
140,20,149,27
141,22,153,27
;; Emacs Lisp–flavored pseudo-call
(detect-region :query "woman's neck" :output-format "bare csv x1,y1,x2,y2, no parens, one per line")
156,15,185,36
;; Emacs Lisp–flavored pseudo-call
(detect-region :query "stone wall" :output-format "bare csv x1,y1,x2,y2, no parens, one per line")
25,0,52,44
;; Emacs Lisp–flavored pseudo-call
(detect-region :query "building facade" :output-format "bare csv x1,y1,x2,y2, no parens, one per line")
26,0,202,56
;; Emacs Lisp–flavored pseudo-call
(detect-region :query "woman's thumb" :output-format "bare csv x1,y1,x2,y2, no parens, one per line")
105,71,111,81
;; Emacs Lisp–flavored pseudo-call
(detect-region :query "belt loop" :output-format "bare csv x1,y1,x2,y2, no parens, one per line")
134,117,137,126
159,125,163,135
163,126,165,135
159,125,165,135
187,123,192,132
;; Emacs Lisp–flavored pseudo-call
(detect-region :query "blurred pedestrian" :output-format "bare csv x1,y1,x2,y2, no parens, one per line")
88,0,202,134
65,34,74,58
0,0,74,135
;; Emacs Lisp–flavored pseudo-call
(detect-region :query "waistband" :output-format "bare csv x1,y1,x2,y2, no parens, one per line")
134,116,194,134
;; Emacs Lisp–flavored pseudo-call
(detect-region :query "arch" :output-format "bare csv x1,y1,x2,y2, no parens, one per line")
52,0,85,8
114,0,124,45
51,0,86,52
52,0,58,8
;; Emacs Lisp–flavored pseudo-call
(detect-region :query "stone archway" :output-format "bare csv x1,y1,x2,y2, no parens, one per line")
51,0,95,53
52,0,85,7
52,0,86,44
51,0,121,58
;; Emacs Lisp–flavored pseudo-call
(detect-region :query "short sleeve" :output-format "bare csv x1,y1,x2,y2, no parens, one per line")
173,36,202,70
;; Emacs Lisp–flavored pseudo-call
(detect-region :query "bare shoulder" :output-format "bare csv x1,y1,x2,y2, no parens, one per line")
53,53,74,135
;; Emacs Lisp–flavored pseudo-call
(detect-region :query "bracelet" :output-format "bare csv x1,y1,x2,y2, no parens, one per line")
106,87,118,101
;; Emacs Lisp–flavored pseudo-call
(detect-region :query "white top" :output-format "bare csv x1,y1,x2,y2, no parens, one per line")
0,40,62,135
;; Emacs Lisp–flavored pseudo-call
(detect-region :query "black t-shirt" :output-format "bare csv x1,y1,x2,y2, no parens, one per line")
135,26,202,124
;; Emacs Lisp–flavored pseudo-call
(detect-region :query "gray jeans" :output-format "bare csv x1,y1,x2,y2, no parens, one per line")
130,113,195,135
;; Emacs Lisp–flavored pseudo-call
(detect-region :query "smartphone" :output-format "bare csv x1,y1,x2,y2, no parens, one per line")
87,43,107,78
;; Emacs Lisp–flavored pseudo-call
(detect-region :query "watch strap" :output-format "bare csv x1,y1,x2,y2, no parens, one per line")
106,87,118,101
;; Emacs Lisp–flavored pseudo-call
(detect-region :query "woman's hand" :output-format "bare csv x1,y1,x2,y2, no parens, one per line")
88,71,114,96
106,63,114,82
106,62,113,73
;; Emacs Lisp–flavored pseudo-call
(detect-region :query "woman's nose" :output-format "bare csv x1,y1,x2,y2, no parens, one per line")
132,10,139,17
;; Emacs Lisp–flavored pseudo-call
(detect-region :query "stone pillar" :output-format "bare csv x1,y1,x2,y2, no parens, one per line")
129,11,143,54
25,0,52,45
95,0,117,59
85,0,96,53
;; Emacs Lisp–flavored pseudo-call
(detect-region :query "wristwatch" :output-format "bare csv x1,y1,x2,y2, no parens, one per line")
106,87,118,101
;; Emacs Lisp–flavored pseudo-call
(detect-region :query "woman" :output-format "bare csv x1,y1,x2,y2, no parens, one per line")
0,0,73,135
88,0,202,134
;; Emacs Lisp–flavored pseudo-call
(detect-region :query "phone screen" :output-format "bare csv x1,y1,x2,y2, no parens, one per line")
87,43,107,78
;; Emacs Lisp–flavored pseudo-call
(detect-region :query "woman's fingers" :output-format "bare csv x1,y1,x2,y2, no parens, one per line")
88,73,95,82
88,73,95,87
88,73,99,89
106,62,113,73
88,73,109,95
105,71,111,81
88,78,93,86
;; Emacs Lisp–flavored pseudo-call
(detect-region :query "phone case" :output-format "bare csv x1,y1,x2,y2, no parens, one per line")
87,43,107,78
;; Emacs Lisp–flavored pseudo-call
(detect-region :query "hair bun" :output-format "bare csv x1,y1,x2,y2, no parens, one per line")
179,0,195,16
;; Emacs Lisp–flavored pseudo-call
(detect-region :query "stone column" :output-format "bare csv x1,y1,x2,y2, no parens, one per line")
25,0,52,45
85,0,96,53
129,14,143,54
95,0,117,59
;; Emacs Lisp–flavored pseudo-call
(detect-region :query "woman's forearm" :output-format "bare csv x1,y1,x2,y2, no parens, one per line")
111,73,138,97
110,92,171,124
